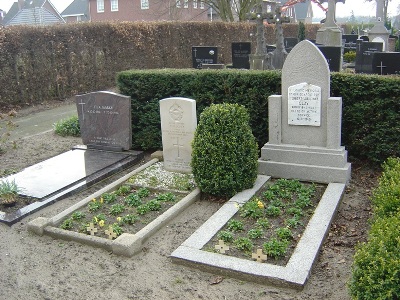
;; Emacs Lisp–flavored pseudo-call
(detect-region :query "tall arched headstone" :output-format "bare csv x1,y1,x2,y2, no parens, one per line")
258,40,351,184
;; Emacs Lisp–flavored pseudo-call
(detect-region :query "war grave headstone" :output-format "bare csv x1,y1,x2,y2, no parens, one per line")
258,40,351,184
372,52,400,75
0,91,143,225
231,42,251,69
355,41,383,73
284,37,298,53
317,46,342,72
160,97,197,173
192,46,218,69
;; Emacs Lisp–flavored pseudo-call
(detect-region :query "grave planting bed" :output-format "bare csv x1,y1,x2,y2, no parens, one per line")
202,179,326,266
28,159,200,257
171,176,346,289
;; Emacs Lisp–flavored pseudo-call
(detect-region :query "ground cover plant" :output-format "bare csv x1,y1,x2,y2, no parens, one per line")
204,179,325,266
53,116,80,137
59,162,196,239
59,185,186,239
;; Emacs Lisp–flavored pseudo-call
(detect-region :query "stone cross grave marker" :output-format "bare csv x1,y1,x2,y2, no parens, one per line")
259,40,351,184
192,46,218,69
76,91,132,151
232,42,251,69
160,97,197,173
215,240,229,254
252,248,267,263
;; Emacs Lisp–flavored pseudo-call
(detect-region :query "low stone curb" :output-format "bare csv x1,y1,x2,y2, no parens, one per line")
28,158,201,257
171,177,345,289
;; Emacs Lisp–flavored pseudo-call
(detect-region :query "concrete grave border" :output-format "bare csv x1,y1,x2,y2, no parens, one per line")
171,175,345,289
28,158,200,257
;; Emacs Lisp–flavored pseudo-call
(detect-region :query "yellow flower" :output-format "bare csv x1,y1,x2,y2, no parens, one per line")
92,198,96,202
257,200,264,209
98,220,105,227
117,217,122,223
100,197,104,204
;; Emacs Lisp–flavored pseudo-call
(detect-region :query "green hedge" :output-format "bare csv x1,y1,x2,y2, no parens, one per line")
116,69,400,165
349,157,400,299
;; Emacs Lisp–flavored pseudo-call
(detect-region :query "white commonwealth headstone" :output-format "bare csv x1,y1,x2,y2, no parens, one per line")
258,40,351,184
160,97,197,173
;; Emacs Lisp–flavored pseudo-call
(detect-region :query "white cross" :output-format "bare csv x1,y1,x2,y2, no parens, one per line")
193,48,197,58
173,137,184,158
376,61,387,75
78,98,86,121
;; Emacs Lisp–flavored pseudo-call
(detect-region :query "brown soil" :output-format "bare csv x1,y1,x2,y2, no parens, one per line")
0,101,380,300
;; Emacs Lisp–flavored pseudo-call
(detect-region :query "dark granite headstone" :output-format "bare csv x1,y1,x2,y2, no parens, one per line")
231,42,251,69
192,46,218,69
343,34,358,53
355,41,383,73
284,37,298,53
372,52,400,75
76,91,132,151
359,35,369,41
317,46,342,72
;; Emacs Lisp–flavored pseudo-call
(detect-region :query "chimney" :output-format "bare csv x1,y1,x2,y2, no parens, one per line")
18,0,25,10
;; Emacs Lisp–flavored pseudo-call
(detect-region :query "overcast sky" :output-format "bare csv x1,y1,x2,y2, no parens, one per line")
1,0,399,19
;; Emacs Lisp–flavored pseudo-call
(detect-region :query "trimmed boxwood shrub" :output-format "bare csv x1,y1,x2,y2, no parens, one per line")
191,103,258,198
349,157,400,299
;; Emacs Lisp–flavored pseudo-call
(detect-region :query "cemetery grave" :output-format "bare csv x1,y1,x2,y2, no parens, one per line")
191,46,218,69
203,179,326,266
0,91,143,225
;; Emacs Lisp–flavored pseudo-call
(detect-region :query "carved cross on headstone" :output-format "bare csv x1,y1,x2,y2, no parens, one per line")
215,240,229,254
105,226,117,240
173,137,184,158
377,61,387,75
252,248,267,263
78,98,86,121
86,223,98,236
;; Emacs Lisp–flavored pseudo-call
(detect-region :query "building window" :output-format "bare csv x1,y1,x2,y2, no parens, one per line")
176,0,181,8
193,0,198,8
200,1,204,9
141,0,149,9
111,0,118,11
184,0,188,8
97,0,104,12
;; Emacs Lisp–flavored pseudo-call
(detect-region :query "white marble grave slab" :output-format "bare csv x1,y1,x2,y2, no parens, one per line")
160,97,197,173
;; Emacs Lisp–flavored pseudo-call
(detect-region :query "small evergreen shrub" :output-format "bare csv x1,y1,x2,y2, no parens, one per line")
349,157,400,299
53,116,80,137
191,103,258,198
343,51,356,63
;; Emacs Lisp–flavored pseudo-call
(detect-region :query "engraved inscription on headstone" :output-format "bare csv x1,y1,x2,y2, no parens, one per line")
288,82,321,126
76,91,132,151
160,97,197,173
192,46,218,69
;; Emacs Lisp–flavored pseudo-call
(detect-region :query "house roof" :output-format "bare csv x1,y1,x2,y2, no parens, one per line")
281,0,311,20
61,0,88,17
2,0,64,26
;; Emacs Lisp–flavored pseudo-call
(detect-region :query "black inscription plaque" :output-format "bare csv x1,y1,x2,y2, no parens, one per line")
232,42,251,69
192,46,218,69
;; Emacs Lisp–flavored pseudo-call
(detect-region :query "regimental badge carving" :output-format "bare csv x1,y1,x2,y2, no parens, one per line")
169,103,183,122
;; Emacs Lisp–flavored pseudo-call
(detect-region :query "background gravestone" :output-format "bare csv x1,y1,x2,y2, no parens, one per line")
160,97,197,173
372,52,400,75
355,41,383,73
258,40,351,184
76,91,132,151
192,46,218,69
284,37,298,53
318,46,342,72
231,42,251,69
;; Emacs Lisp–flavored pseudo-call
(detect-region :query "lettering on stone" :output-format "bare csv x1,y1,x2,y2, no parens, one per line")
288,82,321,126
160,97,197,173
